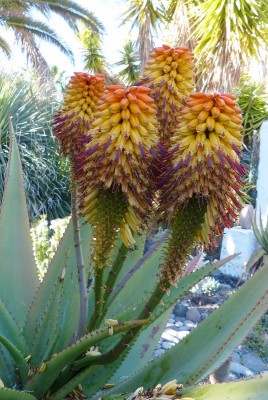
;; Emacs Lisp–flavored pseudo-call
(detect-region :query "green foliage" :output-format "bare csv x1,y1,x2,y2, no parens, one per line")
0,127,267,399
31,214,70,279
244,313,268,359
113,40,140,85
0,70,71,220
0,0,103,67
236,76,268,146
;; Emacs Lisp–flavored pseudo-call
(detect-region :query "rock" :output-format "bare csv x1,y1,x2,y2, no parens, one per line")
161,329,176,342
219,283,232,291
241,352,267,373
168,317,175,324
177,325,191,332
173,303,188,318
230,362,254,377
175,321,183,328
162,341,175,350
201,312,209,320
231,351,241,364
184,319,197,328
154,349,165,358
176,331,190,340
186,308,201,323
239,204,254,229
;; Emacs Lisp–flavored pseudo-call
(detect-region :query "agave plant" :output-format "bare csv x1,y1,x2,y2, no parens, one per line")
0,44,267,400
0,70,71,220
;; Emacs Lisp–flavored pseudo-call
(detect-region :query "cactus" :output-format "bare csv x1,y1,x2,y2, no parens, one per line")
0,45,267,399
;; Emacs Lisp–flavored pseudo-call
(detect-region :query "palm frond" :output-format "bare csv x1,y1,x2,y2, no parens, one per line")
0,35,11,57
5,14,74,61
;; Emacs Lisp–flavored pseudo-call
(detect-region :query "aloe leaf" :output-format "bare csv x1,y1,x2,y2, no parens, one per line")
0,123,38,326
111,262,268,393
0,348,16,388
25,320,149,399
0,388,37,399
82,255,238,398
104,256,237,384
26,280,64,366
0,300,28,353
106,238,167,316
110,307,172,385
244,247,266,274
0,335,29,384
88,234,146,322
182,373,268,400
23,219,93,354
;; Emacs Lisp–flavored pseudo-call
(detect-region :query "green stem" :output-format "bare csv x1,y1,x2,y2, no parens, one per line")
80,196,208,366
87,266,104,332
102,243,128,311
47,320,150,398
71,185,88,338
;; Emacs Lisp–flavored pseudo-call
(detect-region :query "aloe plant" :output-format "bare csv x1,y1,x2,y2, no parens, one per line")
0,44,268,399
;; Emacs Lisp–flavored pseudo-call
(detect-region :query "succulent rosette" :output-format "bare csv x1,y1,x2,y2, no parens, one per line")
53,72,106,156
161,92,245,247
142,44,195,143
75,84,159,250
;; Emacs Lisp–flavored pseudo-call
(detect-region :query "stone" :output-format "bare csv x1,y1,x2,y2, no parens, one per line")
161,329,176,342
154,348,165,358
201,312,209,320
168,317,175,324
162,341,175,350
175,321,183,328
239,204,254,229
220,227,259,278
173,303,188,318
241,352,267,373
177,325,191,332
230,362,254,377
186,308,201,323
176,331,190,340
231,351,241,364
183,319,197,328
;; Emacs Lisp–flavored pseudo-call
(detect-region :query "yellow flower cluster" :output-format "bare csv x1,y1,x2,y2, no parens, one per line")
143,44,195,143
53,72,105,156
161,92,245,245
76,84,159,247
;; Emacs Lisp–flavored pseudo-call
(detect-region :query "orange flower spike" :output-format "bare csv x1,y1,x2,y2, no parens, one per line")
160,92,246,246
53,72,106,156
75,84,159,248
142,45,195,144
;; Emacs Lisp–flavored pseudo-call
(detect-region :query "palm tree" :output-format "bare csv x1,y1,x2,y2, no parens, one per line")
0,0,103,76
120,0,166,74
167,0,268,92
113,39,140,84
79,27,119,85
167,0,195,51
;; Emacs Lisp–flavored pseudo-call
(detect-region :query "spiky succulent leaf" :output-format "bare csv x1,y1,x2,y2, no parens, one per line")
0,388,37,399
0,124,38,327
109,307,172,385
25,320,149,399
182,373,268,400
0,335,29,384
110,262,268,393
25,280,64,366
0,301,29,387
81,254,237,398
106,237,167,316
23,219,92,357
